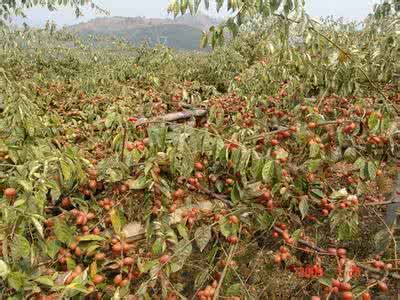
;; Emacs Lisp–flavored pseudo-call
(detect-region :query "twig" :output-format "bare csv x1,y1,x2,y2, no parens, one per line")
213,243,236,300
365,200,400,206
120,126,127,162
197,185,234,207
370,206,398,269
136,109,207,126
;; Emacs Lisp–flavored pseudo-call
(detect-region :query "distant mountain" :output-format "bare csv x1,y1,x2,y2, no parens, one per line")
68,14,220,50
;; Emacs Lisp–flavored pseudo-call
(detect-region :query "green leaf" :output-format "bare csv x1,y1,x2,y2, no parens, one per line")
262,160,275,183
331,189,348,199
31,217,44,239
78,235,105,242
353,157,366,169
8,272,25,290
176,223,189,240
343,147,357,162
0,260,9,279
140,259,158,273
368,161,377,180
200,31,208,48
60,160,72,182
46,239,61,259
226,283,241,296
111,208,123,235
126,176,147,190
219,220,231,238
299,198,309,219
309,143,320,158
11,234,30,259
152,238,164,256
194,225,211,252
216,0,224,12
256,212,273,230
230,184,241,204
307,159,321,173
318,277,332,287
171,240,192,273
34,276,54,287
17,179,32,192
54,220,74,245
368,113,379,130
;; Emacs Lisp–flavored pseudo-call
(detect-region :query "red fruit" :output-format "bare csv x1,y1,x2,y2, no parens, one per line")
272,231,279,238
322,209,329,216
279,246,288,253
74,247,82,257
87,169,97,179
123,243,132,253
378,281,388,292
282,231,290,240
89,180,97,191
280,252,290,261
69,243,78,251
195,172,204,180
114,274,122,285
112,243,122,253
128,117,138,123
327,248,337,256
92,274,104,285
86,213,95,221
286,238,294,245
361,292,371,300
273,255,282,264
262,191,272,201
4,188,17,199
308,122,317,129
337,248,347,258
372,260,384,269
227,236,239,244
331,279,341,288
119,184,128,193
270,139,279,146
229,215,239,224
225,178,234,185
95,253,106,260
126,142,134,152
385,263,393,270
339,282,352,291
61,197,71,208
159,255,170,265
279,223,287,230
188,177,198,186
173,188,185,199
122,257,135,266
76,215,85,225
342,292,353,300
194,162,203,170
120,279,129,287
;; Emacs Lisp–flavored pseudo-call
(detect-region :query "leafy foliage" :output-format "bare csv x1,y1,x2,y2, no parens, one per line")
0,4,399,299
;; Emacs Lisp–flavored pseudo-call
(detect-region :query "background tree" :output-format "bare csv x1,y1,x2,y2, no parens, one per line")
168,0,304,48
373,0,400,18
0,0,105,25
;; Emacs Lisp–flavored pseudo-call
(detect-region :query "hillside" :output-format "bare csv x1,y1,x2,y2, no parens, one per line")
69,15,220,50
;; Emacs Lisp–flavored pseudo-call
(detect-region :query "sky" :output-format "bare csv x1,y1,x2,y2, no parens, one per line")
14,0,380,27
